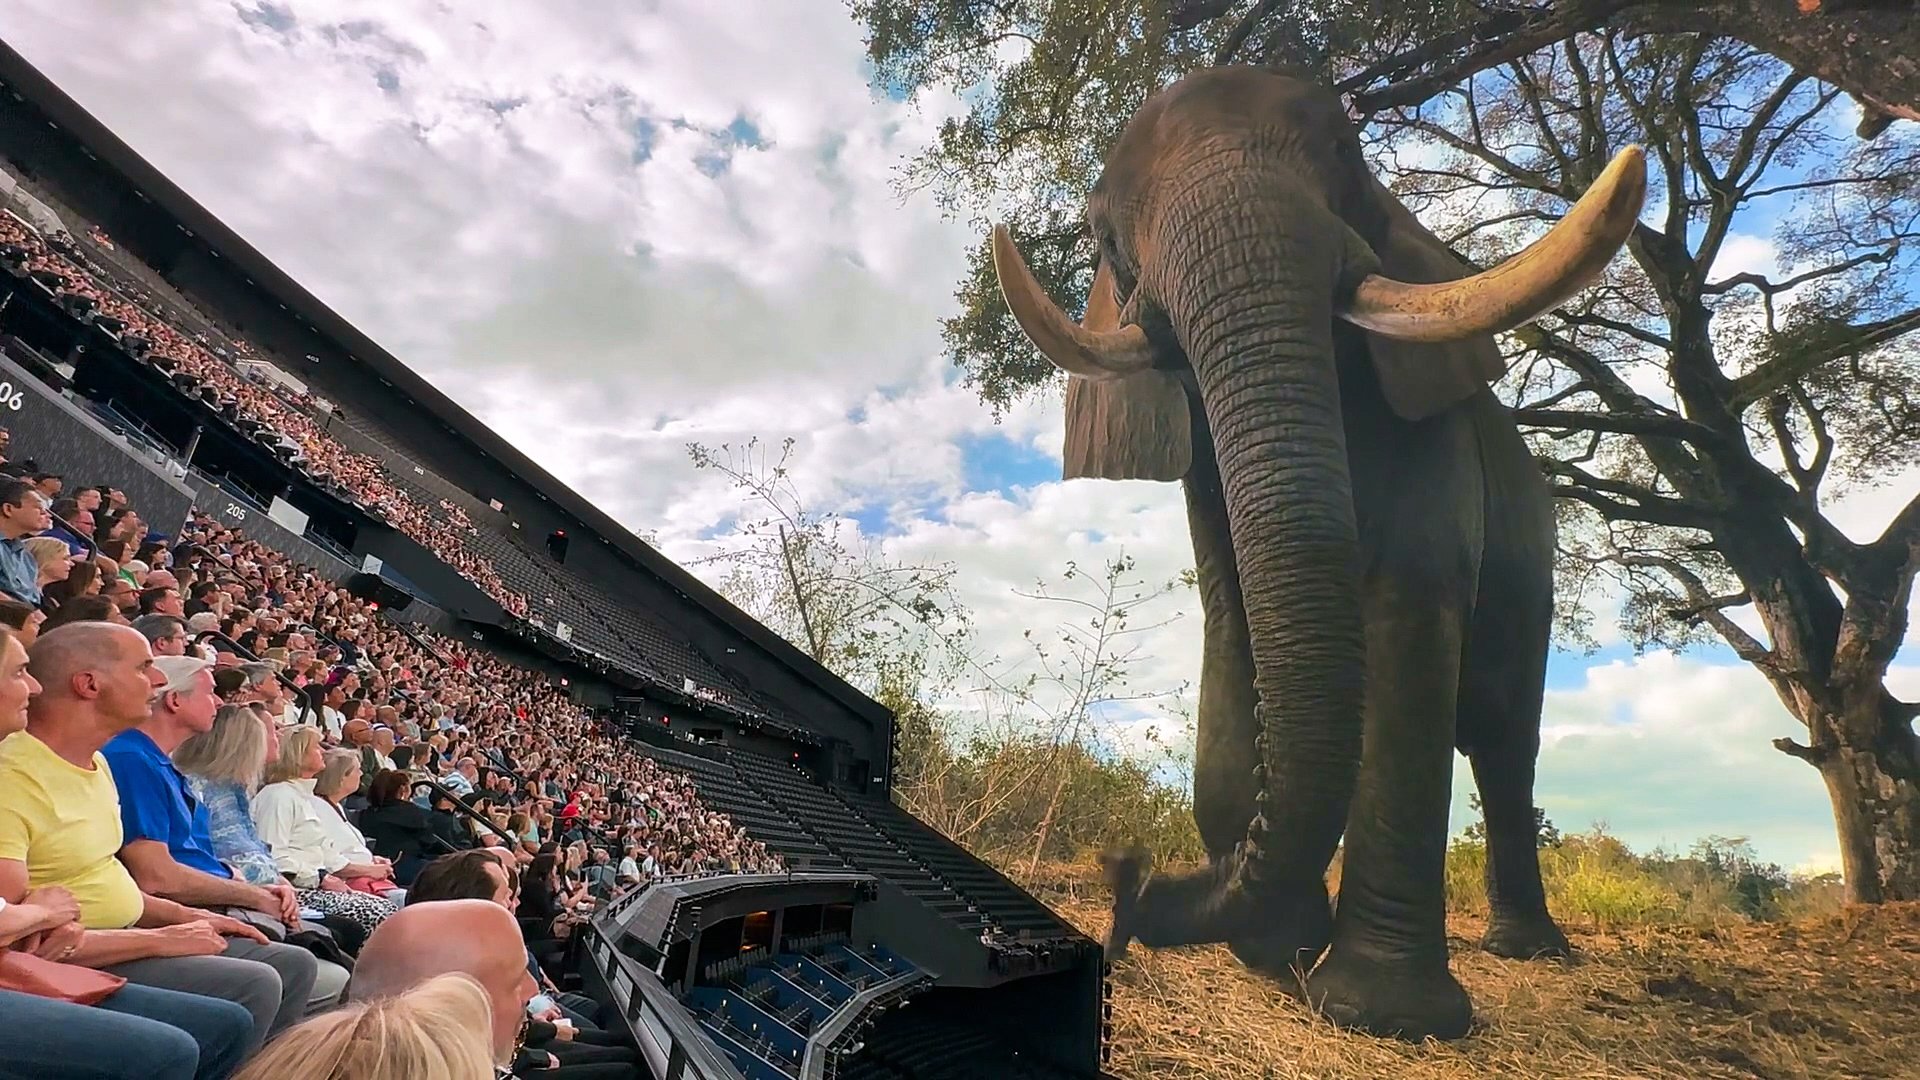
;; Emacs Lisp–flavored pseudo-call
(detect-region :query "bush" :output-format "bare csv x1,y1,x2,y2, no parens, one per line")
898,733,1206,875
1444,826,1844,928
1550,847,1681,928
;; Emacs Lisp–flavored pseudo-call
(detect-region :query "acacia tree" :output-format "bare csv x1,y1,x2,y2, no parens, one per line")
853,8,1920,900
858,2,1920,163
1372,34,1920,902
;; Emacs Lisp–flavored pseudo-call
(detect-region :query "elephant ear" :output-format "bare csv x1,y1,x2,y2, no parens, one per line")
1359,176,1509,421
1062,261,1192,482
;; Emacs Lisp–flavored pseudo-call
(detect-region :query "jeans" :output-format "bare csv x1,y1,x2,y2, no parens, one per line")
0,982,254,1080
105,935,320,1049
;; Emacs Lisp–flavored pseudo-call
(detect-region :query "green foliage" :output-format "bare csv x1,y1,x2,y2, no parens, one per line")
905,734,1206,868
1445,827,1845,929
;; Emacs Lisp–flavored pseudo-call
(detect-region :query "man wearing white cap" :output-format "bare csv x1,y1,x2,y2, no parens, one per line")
104,653,348,1023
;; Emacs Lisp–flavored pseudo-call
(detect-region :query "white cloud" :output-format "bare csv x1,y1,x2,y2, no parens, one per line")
1449,653,1920,870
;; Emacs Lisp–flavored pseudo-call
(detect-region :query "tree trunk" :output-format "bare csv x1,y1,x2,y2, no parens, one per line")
1807,712,1920,903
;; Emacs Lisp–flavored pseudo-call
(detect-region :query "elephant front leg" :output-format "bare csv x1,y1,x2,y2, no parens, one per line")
1184,451,1263,863
1303,574,1473,1041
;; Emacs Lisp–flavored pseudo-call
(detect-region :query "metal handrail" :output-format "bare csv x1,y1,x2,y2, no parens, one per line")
45,509,98,561
193,628,315,727
408,775,519,846
586,904,747,1080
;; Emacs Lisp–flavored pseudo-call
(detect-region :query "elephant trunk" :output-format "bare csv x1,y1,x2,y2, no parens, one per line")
1160,187,1367,896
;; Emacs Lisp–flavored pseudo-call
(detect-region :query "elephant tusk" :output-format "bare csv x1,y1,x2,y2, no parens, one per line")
991,225,1156,379
1340,145,1648,343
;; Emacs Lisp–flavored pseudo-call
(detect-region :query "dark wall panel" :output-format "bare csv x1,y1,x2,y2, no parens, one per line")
179,472,356,579
0,349,196,536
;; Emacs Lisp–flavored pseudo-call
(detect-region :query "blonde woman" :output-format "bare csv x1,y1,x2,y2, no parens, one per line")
20,536,72,593
176,707,395,934
233,971,496,1080
251,726,397,935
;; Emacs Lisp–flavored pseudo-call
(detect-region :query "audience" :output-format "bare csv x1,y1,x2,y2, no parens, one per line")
0,623,321,1050
0,625,255,1080
0,355,784,1075
0,216,531,618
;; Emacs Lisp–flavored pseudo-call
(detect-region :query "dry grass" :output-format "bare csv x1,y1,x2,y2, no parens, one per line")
1026,863,1920,1079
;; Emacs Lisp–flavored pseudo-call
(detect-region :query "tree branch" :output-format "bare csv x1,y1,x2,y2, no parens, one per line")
1344,9,1586,118
1315,1,1920,137
1553,309,1676,352
1728,305,1920,409
1873,487,1920,557
1772,736,1832,765
1513,407,1720,442
1212,0,1285,65
1616,552,1777,666
1703,246,1903,296
1667,589,1752,622
1550,482,1722,531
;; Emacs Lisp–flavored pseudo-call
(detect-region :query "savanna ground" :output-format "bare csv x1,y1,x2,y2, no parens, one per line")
1020,860,1920,1080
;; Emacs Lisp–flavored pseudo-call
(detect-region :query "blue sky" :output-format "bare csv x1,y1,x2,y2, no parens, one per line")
8,0,1912,874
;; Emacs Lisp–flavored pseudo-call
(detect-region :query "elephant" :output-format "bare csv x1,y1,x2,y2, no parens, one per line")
989,67,1645,1041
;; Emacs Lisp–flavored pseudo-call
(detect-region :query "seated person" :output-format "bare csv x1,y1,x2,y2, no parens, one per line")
308,750,405,906
251,727,398,938
349,899,630,1080
0,623,324,1050
175,705,392,942
0,479,51,604
356,769,439,886
406,849,629,1055
104,656,310,938
233,972,497,1080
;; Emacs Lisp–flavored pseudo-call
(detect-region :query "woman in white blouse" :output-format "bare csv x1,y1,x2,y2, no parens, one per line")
309,750,407,908
252,727,398,934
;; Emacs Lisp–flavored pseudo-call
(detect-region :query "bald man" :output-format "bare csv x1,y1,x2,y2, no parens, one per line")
349,899,536,1067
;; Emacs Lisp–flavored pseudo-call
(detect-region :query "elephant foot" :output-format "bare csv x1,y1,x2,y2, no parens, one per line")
1481,912,1572,961
1227,878,1333,995
1303,946,1474,1041
1229,937,1313,1000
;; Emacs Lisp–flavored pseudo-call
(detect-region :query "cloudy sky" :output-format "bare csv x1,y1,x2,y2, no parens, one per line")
7,1,1914,872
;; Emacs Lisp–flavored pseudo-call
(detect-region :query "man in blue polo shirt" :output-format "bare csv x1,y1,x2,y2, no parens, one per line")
104,654,349,1013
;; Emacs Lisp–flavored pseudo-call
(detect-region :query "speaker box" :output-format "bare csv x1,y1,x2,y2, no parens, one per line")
345,571,415,612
